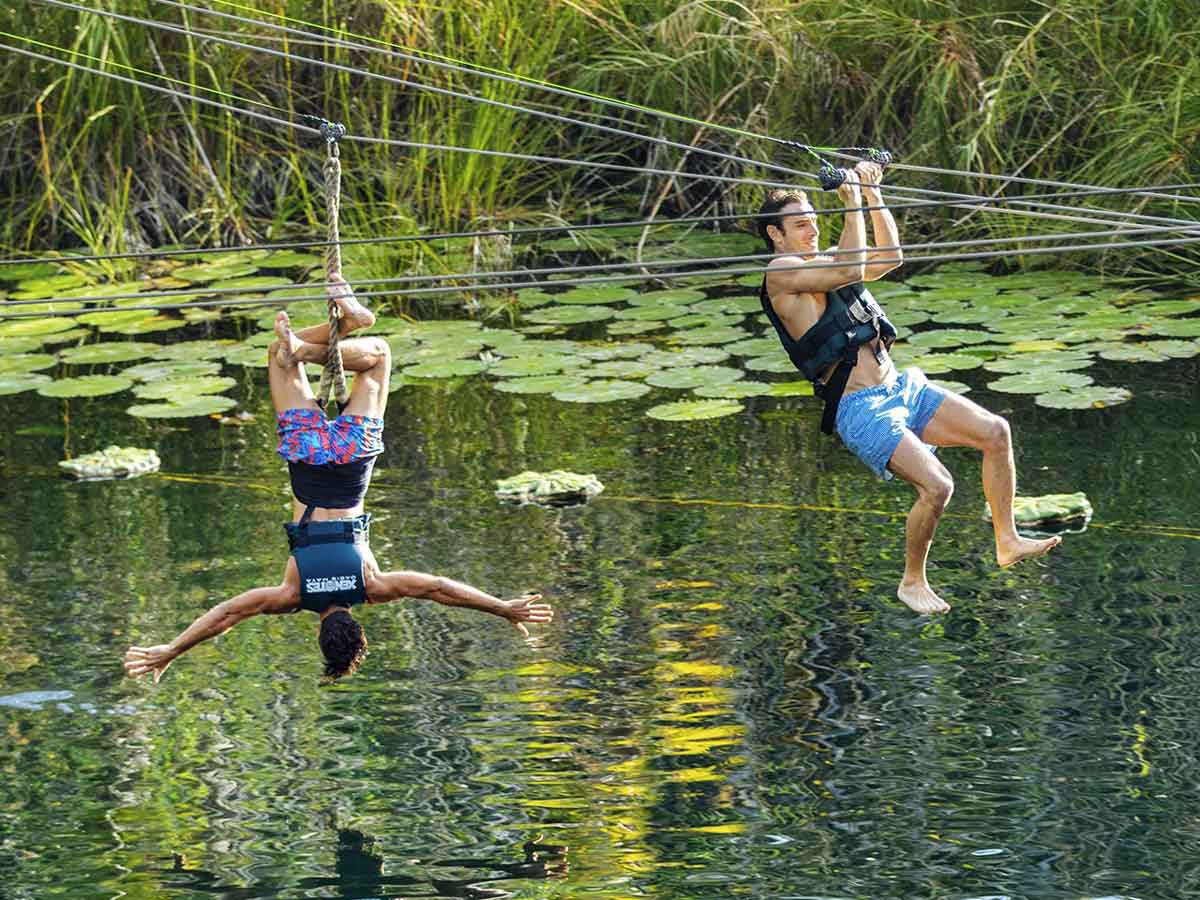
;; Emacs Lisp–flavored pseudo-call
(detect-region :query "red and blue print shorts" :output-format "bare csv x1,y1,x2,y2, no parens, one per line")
276,408,384,466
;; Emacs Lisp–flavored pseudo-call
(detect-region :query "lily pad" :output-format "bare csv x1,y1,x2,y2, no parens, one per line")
14,273,88,295
768,380,815,397
37,374,133,398
905,329,991,349
488,355,575,377
122,360,223,381
173,262,259,283
0,262,62,281
152,340,235,360
607,320,665,335
983,352,1093,373
986,371,1094,394
744,355,796,374
689,296,761,316
258,251,322,269
59,445,161,480
579,342,655,361
59,342,160,365
133,376,238,401
1034,386,1133,409
587,359,658,379
492,375,588,394
552,380,651,403
932,379,971,394
645,399,744,421
40,327,91,346
0,373,52,395
724,337,780,357
641,347,731,368
987,491,1094,531
0,336,47,355
628,289,706,307
671,326,748,346
402,359,488,379
525,305,615,325
0,317,80,338
1098,344,1170,363
0,353,56,374
552,286,636,305
223,345,270,368
495,470,604,505
692,381,772,399
515,289,556,308
1146,319,1200,338
668,312,744,331
612,303,692,322
106,316,184,336
1145,339,1199,359
126,395,237,418
645,365,744,390
77,309,156,328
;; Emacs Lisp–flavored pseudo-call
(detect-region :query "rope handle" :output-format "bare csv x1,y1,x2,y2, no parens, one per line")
309,115,351,415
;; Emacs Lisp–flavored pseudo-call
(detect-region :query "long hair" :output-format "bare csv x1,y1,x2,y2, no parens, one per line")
756,189,809,252
318,610,368,682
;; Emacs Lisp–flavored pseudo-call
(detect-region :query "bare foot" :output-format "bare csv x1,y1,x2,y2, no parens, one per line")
327,273,375,333
997,534,1061,568
274,310,304,367
897,581,952,615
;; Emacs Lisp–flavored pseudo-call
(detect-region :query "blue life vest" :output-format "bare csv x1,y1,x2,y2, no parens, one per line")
285,514,371,613
759,278,897,434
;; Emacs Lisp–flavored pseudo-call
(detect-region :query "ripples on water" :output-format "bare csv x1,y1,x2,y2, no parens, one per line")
0,355,1197,899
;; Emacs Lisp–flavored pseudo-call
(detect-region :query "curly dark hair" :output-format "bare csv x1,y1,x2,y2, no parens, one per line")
756,188,810,252
318,610,368,682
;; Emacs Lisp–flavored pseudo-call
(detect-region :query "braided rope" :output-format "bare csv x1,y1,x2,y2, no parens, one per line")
315,140,349,414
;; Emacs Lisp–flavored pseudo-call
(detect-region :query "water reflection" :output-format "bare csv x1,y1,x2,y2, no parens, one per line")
156,825,568,899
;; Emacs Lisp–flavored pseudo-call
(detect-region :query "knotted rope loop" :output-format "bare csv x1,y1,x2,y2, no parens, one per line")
314,121,350,414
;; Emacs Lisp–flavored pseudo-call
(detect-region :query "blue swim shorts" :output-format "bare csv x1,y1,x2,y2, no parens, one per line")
276,408,384,466
835,367,947,480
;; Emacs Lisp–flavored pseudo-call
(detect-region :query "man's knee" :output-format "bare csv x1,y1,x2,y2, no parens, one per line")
368,337,391,368
919,471,954,511
984,414,1012,453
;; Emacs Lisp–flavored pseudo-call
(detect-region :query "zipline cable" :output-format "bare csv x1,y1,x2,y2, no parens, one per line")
6,233,1200,320
9,222,1198,311
42,0,1200,231
7,182,1200,269
10,24,1193,244
41,0,822,190
171,0,1200,207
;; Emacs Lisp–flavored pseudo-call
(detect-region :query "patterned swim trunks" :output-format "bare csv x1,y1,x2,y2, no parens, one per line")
835,367,947,480
276,408,384,466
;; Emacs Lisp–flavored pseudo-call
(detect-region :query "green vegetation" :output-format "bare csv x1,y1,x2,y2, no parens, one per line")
1,1,1197,283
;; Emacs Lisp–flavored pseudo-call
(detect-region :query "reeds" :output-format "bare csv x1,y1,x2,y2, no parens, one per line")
1,0,1196,280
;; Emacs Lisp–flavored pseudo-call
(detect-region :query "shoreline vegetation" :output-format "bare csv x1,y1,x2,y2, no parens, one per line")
2,0,1197,284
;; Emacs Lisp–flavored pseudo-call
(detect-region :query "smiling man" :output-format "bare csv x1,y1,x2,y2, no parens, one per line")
756,162,1059,614
124,275,552,683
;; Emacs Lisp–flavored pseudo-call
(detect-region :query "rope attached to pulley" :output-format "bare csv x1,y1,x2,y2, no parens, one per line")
307,116,350,415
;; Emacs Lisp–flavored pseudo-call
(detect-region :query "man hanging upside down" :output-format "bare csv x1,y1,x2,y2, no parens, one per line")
124,274,552,683
757,161,1060,614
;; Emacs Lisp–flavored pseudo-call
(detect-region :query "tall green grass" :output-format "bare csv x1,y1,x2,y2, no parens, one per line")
1,0,1196,282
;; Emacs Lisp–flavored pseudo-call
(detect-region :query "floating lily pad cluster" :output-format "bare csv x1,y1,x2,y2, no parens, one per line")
3,239,1198,422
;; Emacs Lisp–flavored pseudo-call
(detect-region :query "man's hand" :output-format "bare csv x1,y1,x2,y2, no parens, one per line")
501,593,554,638
836,177,863,208
855,161,884,196
124,644,178,683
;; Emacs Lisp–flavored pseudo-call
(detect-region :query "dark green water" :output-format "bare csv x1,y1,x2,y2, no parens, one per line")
1,344,1198,900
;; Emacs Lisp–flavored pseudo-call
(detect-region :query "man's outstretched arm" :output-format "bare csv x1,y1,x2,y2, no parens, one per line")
367,571,553,637
858,161,903,281
123,584,296,682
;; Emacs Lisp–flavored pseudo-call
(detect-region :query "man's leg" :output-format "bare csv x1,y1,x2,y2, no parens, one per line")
887,433,955,614
292,274,376,346
274,312,391,415
268,316,319,415
920,392,1060,567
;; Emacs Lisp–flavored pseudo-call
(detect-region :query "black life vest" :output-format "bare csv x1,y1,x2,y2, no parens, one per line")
285,514,371,612
759,277,897,434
